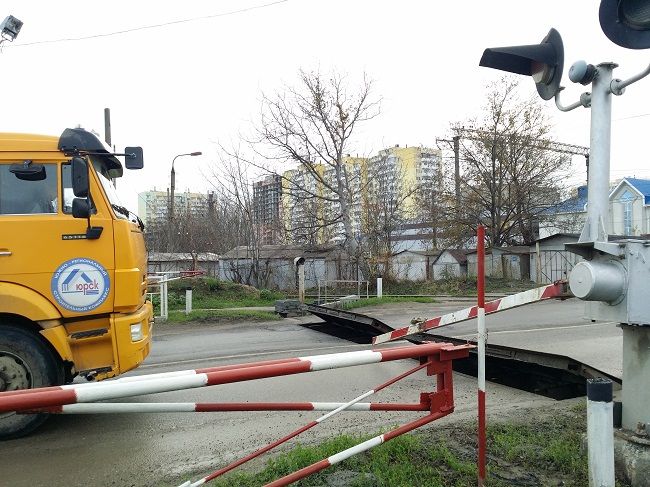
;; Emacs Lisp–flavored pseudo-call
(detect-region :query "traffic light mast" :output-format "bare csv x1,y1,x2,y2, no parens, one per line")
479,3,650,483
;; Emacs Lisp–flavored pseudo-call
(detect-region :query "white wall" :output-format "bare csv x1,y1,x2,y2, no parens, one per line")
432,251,463,279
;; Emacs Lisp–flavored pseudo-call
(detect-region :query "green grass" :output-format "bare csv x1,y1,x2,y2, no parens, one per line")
172,404,602,487
163,309,281,324
340,296,436,310
487,404,589,483
380,277,537,297
151,278,285,314
206,433,477,487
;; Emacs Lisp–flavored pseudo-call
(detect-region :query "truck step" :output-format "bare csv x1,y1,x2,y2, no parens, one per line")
69,328,109,340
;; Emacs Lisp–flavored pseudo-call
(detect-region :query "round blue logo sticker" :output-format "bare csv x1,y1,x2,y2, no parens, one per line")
51,258,110,312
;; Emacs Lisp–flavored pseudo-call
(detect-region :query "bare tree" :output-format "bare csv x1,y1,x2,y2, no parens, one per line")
144,192,248,257
210,147,273,288
360,155,418,279
446,77,569,247
255,69,380,264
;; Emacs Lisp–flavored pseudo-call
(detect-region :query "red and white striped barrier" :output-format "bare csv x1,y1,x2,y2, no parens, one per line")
178,360,439,487
38,401,431,414
372,280,568,345
3,337,471,486
0,342,469,414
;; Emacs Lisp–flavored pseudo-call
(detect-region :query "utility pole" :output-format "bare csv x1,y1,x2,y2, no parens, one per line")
104,108,112,147
453,135,461,210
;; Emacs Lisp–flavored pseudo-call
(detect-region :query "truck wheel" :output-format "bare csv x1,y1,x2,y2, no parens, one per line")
0,324,64,440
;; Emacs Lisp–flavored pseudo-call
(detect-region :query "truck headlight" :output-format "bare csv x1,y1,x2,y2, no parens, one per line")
130,323,143,341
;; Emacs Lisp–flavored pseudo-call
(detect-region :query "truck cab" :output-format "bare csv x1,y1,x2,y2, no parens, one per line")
0,128,153,439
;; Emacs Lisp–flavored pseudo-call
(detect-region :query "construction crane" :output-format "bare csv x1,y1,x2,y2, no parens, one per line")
457,127,589,160
437,129,590,209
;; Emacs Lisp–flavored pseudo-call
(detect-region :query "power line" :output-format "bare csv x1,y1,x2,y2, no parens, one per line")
9,0,289,48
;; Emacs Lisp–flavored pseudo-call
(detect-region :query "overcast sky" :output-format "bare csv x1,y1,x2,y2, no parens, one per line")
3,1,650,211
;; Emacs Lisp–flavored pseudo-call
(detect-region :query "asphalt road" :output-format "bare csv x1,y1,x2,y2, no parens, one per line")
0,298,616,487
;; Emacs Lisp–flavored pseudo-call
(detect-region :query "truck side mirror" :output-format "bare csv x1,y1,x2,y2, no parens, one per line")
72,197,91,219
71,157,89,198
124,147,144,169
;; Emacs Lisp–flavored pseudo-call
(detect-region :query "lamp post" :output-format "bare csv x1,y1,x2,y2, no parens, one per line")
168,151,201,251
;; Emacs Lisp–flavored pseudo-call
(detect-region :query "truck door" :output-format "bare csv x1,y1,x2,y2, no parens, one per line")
0,160,115,317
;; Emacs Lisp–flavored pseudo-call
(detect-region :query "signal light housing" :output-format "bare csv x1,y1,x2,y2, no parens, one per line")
479,28,564,100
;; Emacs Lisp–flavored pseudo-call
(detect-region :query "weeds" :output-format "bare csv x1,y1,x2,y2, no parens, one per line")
340,296,436,310
178,406,598,487
163,309,280,324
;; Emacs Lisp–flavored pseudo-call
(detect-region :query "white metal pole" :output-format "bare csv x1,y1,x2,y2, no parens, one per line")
377,277,383,299
587,378,615,487
477,225,487,485
580,63,614,244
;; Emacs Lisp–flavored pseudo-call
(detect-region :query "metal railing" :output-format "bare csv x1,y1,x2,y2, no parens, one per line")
317,279,370,304
147,270,204,320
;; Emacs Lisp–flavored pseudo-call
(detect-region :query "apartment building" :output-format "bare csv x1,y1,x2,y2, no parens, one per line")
138,189,213,226
252,174,283,245
269,146,441,246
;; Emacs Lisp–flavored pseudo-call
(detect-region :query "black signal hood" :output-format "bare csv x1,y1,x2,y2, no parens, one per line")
479,28,564,101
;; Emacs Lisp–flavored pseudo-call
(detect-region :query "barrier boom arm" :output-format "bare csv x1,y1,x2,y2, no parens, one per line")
372,281,570,345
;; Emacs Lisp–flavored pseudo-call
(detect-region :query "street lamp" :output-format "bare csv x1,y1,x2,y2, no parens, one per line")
168,151,201,252
169,151,202,220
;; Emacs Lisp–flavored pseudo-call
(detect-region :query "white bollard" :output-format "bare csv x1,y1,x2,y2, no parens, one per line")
161,279,168,320
377,277,383,299
587,378,615,487
185,288,192,315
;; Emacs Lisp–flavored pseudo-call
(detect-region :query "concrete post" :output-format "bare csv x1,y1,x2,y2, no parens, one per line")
294,257,305,304
587,378,614,487
377,277,383,299
185,288,192,315
298,265,305,303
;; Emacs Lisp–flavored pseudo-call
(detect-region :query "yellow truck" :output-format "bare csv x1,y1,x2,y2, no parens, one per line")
0,128,153,438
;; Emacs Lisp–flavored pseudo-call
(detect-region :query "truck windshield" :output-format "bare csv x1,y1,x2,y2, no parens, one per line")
90,157,129,221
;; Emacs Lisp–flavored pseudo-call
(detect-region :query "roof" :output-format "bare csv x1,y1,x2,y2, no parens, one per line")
221,244,348,260
148,252,220,262
433,249,469,264
465,246,530,256
547,178,650,215
531,232,650,244
616,178,650,204
0,132,59,154
392,249,440,257
548,186,588,214
533,233,580,244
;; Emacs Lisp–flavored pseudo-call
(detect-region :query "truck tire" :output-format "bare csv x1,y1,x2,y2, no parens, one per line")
0,324,64,440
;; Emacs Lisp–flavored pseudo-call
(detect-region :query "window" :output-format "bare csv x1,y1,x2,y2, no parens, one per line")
0,163,57,215
621,189,634,236
61,162,95,215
